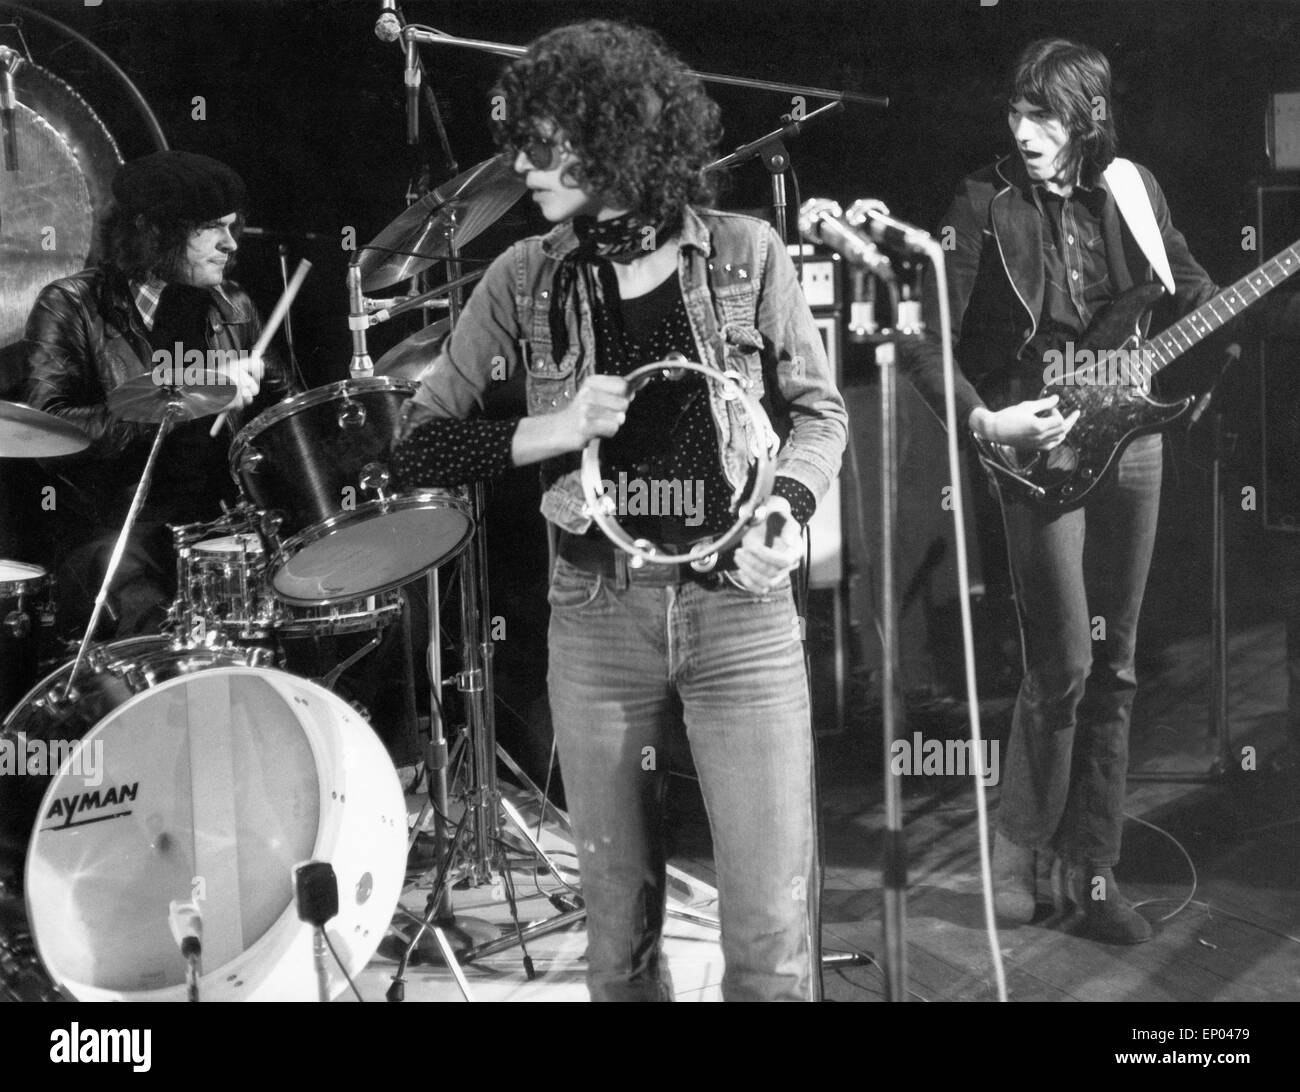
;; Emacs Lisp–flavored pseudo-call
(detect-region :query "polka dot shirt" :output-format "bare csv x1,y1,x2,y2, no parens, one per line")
392,275,814,533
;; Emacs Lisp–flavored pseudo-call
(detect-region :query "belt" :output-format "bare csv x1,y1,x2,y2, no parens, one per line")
557,533,735,588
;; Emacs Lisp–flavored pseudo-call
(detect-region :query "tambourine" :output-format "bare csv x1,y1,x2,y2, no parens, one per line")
579,354,779,570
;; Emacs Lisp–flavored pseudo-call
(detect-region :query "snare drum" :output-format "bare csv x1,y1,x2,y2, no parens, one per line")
184,533,274,636
0,637,406,1001
0,561,54,720
230,378,473,606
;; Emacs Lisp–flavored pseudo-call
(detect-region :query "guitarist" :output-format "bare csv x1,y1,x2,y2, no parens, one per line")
902,38,1217,943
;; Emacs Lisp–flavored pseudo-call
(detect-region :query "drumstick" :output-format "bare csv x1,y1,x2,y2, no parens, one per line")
210,258,313,437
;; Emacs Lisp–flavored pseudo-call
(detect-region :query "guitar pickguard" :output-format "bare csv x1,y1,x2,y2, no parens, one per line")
981,379,1189,509
972,238,1300,509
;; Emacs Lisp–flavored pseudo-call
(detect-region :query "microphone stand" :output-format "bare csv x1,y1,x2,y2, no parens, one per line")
706,101,845,242
395,26,888,109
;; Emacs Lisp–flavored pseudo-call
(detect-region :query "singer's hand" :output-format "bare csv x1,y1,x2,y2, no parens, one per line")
732,497,801,594
224,351,265,412
511,375,633,466
970,396,1079,452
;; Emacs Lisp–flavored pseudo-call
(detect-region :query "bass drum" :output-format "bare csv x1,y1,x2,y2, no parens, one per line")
1,637,407,1001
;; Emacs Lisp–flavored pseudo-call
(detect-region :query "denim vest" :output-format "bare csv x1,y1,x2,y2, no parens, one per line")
410,206,846,534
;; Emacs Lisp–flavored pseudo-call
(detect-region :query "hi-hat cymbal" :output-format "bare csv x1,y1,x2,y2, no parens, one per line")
374,318,451,381
0,400,90,457
106,371,236,423
359,155,524,292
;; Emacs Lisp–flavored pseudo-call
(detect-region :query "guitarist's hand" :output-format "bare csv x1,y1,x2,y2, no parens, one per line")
970,396,1080,451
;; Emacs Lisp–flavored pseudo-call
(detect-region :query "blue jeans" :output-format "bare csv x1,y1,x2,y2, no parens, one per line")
546,558,820,1001
995,434,1163,867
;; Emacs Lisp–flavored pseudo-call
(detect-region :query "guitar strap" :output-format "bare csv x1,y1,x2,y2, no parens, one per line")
1102,157,1175,295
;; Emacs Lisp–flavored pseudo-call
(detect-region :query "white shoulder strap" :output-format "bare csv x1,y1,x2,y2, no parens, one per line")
1103,157,1175,295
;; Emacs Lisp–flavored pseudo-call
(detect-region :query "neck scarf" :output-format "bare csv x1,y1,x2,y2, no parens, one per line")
548,211,677,369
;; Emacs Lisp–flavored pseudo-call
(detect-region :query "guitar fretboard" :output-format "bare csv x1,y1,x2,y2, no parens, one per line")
1143,243,1300,372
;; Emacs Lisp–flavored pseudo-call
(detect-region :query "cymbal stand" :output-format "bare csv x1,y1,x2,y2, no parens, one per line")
61,397,184,699
387,222,533,995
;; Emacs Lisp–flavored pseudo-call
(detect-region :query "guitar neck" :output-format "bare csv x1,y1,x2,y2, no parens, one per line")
1143,242,1300,373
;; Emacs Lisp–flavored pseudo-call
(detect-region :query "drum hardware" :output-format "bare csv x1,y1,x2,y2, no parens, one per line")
347,256,375,378
579,355,779,569
387,485,553,999
62,375,235,701
292,621,390,695
365,270,481,322
367,191,533,994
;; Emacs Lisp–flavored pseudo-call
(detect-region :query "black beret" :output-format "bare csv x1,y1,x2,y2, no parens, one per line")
112,150,247,224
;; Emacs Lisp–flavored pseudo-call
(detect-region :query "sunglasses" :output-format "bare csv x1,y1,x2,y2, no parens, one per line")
513,134,572,172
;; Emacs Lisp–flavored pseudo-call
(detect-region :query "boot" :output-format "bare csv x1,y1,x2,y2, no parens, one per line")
1064,864,1153,944
992,833,1036,923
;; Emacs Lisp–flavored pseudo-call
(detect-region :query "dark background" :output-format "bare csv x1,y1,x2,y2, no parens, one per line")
3,0,1300,740
5,0,1298,386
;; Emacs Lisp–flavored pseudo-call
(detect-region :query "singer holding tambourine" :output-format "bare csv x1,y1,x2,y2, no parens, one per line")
392,20,846,1002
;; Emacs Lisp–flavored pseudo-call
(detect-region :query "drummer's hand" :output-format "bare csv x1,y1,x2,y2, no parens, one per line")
225,351,265,411
560,375,632,448
732,496,802,594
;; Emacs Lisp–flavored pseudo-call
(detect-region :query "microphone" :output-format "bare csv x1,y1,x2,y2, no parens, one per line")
168,899,203,1001
294,860,339,1003
798,198,895,282
374,0,402,43
405,34,420,145
1189,342,1240,426
0,45,23,172
348,259,374,378
168,899,203,957
845,198,933,256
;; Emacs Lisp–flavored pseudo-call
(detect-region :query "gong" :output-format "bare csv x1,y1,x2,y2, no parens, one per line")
0,53,122,351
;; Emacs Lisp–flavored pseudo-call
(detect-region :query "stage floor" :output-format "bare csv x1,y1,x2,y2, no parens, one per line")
358,603,1298,1004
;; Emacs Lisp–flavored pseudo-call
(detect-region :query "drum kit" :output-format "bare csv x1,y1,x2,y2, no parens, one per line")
0,148,533,1002
0,8,806,1001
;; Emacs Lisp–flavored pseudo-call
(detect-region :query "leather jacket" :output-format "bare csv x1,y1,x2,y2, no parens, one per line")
903,154,1218,427
406,206,847,534
22,264,292,522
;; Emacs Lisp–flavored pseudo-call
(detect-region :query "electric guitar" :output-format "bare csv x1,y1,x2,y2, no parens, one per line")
973,239,1300,509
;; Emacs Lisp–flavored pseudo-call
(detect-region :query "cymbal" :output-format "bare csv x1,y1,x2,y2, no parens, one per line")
374,318,451,381
106,371,237,423
359,155,524,292
0,400,90,457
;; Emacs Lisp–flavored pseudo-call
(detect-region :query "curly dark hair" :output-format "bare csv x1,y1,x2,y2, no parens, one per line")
493,20,722,225
100,205,243,282
1009,38,1118,184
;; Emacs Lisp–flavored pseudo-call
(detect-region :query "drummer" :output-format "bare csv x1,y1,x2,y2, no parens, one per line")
22,150,292,638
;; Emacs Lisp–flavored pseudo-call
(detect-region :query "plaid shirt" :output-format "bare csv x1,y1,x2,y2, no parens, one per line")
131,275,238,331
130,275,168,330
